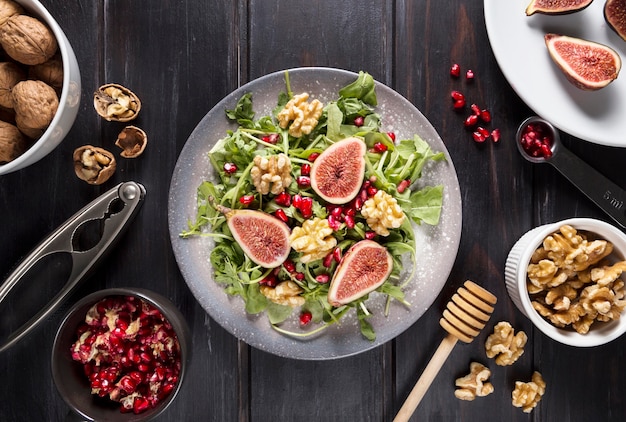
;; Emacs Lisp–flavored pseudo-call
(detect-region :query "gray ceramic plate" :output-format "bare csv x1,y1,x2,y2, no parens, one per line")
168,67,462,360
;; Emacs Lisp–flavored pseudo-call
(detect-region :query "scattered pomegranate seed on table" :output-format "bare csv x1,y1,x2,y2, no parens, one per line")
450,63,461,78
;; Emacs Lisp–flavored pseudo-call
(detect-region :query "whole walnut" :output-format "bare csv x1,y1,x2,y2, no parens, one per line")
0,119,27,163
29,54,63,94
0,60,24,107
12,79,58,130
0,0,23,27
0,14,57,65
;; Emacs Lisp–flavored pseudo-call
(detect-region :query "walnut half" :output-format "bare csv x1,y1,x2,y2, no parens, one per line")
93,83,141,122
454,362,494,401
73,145,116,185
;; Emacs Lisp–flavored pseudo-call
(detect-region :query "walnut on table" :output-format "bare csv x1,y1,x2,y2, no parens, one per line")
485,321,527,366
512,371,546,413
277,92,323,137
454,362,494,401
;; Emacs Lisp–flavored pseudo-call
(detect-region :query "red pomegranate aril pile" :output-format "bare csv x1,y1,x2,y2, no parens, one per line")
520,122,553,158
449,65,500,145
292,194,313,218
71,296,182,415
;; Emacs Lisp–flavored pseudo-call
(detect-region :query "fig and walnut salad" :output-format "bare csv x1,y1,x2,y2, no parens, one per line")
181,71,445,340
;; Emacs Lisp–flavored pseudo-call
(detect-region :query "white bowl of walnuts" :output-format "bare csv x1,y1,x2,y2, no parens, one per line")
505,218,626,347
0,0,80,175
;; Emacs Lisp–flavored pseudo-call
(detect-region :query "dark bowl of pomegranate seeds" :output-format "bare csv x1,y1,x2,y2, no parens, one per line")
51,288,191,421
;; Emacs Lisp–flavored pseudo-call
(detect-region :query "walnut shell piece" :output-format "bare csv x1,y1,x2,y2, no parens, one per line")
0,119,27,163
0,60,25,108
12,79,58,130
73,145,116,185
0,0,24,27
115,125,147,158
93,83,141,122
0,14,58,65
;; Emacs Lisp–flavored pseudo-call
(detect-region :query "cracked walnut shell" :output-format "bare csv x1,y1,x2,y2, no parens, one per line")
0,14,58,65
94,83,141,122
115,125,147,158
73,146,116,185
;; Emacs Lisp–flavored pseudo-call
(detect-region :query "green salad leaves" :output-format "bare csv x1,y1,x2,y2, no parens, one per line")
182,71,445,340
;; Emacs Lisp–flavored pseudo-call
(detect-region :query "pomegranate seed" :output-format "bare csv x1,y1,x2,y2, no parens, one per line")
354,116,364,127
387,132,396,142
133,397,151,414
307,152,320,162
223,162,237,174
365,231,377,239
491,128,501,143
299,197,313,218
451,90,465,101
472,131,487,143
329,206,343,218
273,209,289,223
333,247,342,263
262,133,279,144
477,126,490,138
260,272,278,287
453,99,466,110
372,142,387,153
464,114,478,128
465,69,474,81
367,186,378,196
283,259,296,273
299,311,313,326
344,214,355,229
315,274,330,283
300,163,311,176
294,272,305,281
275,191,291,207
292,194,303,209
470,103,481,116
328,214,343,231
239,195,254,205
397,179,410,193
479,109,491,123
450,63,461,78
297,176,311,188
353,197,363,211
344,206,355,217
323,252,334,268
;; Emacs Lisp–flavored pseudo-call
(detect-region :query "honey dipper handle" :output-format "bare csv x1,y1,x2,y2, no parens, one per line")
393,334,459,422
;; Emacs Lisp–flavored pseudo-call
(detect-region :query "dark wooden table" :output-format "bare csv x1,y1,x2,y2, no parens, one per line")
2,1,626,421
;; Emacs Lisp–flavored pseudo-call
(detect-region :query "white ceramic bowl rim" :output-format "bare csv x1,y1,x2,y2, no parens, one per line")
514,218,626,347
0,0,77,174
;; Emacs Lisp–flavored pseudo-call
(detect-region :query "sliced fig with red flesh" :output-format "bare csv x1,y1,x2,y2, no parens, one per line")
544,33,621,91
222,208,291,268
311,137,366,204
605,0,626,41
327,240,393,307
525,0,593,16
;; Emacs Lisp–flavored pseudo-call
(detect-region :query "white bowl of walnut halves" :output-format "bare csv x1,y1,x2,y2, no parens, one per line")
505,218,626,347
0,0,80,175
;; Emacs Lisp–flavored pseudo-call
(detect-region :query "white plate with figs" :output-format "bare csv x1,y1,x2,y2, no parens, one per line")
168,67,462,360
484,0,626,146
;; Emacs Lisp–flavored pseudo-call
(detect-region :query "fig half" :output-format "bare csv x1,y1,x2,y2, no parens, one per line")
218,207,291,268
544,33,621,90
525,0,593,16
310,137,366,205
605,0,626,41
327,240,393,307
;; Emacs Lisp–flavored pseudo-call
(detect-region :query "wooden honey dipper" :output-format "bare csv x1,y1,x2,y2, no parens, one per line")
393,280,497,422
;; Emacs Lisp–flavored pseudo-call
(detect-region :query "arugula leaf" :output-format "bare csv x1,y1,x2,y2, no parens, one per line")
406,185,444,225
338,71,378,106
225,92,255,125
